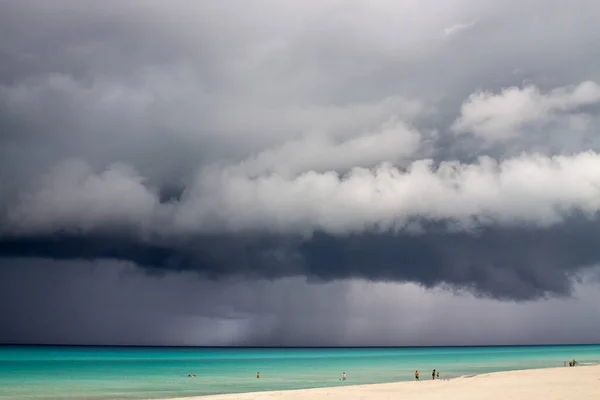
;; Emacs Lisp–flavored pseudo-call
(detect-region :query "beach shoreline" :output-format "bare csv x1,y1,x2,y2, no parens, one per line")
170,364,600,400
4,346,600,399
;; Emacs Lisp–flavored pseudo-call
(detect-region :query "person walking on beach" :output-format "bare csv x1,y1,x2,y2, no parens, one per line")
415,370,419,380
432,369,436,380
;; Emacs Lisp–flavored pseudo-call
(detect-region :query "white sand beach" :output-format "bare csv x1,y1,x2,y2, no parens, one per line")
176,365,600,400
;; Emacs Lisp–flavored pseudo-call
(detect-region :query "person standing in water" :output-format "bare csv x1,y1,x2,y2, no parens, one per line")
436,371,440,379
415,370,419,380
342,372,347,381
257,372,260,379
432,369,436,380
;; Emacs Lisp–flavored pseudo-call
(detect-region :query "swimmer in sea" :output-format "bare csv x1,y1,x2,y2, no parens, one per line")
257,372,260,379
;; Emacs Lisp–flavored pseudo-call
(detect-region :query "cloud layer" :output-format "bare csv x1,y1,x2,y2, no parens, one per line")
5,150,600,237
452,81,600,142
2,0,600,314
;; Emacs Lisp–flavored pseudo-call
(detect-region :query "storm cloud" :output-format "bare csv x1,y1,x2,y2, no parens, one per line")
2,0,600,345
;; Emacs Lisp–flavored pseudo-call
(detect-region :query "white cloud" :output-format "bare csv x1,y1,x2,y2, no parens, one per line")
451,81,600,143
227,119,422,178
8,150,600,237
177,150,600,235
4,160,159,235
444,21,475,38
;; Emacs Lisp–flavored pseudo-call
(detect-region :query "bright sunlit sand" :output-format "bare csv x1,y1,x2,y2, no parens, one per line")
176,365,600,400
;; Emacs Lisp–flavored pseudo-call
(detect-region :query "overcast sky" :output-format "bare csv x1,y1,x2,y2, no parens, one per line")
1,0,600,346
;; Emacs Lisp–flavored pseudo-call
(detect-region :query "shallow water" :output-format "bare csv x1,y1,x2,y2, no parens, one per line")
1,345,599,399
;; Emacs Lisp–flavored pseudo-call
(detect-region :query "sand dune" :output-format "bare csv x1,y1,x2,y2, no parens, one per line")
176,365,600,400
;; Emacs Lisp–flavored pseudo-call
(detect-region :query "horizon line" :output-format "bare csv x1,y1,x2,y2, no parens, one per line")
2,343,599,349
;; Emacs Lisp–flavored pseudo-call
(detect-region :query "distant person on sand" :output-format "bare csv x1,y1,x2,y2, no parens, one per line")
342,372,347,381
257,372,260,379
415,370,419,380
432,369,436,380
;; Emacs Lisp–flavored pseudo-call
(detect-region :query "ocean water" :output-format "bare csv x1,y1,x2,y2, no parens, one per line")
1,345,599,399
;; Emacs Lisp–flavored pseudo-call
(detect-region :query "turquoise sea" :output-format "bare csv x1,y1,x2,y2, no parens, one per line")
1,345,599,399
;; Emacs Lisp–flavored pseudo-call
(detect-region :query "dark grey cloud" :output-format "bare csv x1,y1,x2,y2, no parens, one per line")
2,0,600,344
2,215,600,300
